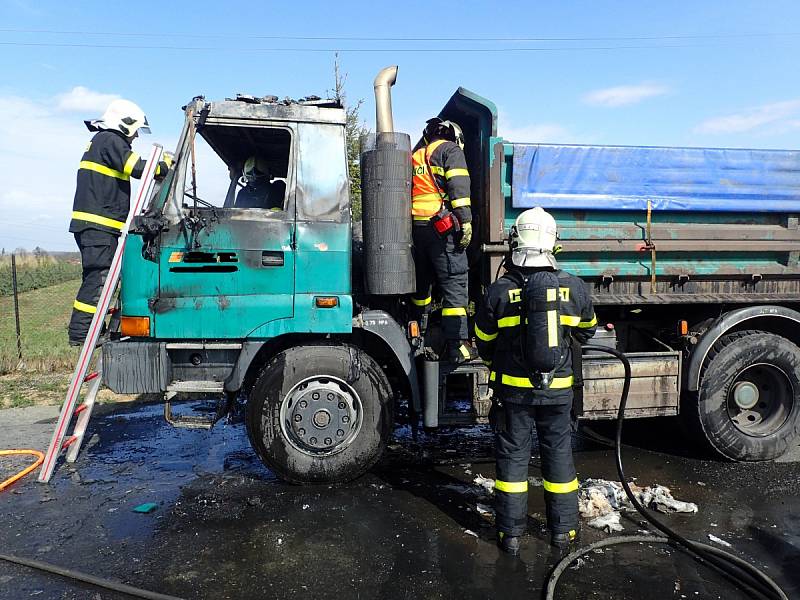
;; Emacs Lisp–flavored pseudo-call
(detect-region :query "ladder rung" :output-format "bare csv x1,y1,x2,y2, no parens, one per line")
61,436,78,449
74,403,89,415
84,371,99,383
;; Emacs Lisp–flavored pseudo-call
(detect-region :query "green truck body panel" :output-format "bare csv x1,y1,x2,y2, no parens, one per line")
122,218,353,339
119,99,353,341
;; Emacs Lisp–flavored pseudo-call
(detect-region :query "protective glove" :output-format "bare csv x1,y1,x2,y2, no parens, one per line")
488,396,505,433
162,151,175,169
459,221,473,250
154,153,173,181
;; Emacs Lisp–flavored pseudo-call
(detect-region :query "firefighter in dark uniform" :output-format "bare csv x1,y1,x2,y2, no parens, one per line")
474,207,597,556
68,99,171,346
410,117,477,364
235,156,284,210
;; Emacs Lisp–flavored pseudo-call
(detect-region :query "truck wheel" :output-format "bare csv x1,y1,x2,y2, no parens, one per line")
695,330,800,461
246,344,393,484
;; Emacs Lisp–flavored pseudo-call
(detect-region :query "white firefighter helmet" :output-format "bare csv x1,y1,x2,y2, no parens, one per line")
85,99,151,137
242,156,270,184
424,118,465,150
509,207,559,269
447,121,465,150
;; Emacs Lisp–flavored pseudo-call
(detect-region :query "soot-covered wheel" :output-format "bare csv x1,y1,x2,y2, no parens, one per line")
246,344,393,484
695,330,800,461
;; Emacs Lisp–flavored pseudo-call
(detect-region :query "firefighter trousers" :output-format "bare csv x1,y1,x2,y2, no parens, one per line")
410,223,468,341
68,229,118,343
493,398,579,537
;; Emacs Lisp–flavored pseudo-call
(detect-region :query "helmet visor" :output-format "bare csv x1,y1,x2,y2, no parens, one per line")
511,248,559,269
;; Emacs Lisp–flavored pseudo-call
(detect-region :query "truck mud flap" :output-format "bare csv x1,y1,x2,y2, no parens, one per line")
102,341,169,394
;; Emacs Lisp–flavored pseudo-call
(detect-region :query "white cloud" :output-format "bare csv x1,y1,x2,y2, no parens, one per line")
0,87,236,251
55,86,120,114
583,82,670,108
694,99,800,135
500,122,572,143
498,109,574,143
0,89,139,251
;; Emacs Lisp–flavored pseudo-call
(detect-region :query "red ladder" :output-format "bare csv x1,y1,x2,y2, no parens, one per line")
38,144,164,483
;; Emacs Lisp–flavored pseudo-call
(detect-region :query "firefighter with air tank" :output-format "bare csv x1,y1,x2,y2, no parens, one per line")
474,207,598,556
67,99,171,346
410,117,479,364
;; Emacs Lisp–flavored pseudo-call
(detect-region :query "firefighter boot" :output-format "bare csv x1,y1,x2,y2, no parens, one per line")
551,528,579,552
448,340,478,365
497,531,521,557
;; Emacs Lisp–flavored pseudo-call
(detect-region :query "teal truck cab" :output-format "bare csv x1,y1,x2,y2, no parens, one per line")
103,67,800,483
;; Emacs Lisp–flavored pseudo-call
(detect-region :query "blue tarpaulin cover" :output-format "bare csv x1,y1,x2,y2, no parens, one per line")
511,143,800,212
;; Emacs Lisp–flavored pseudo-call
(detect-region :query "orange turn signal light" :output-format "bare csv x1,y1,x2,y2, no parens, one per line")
120,316,150,337
679,320,689,336
408,321,420,338
315,296,339,308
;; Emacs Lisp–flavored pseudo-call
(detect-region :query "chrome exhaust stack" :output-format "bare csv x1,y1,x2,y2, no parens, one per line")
373,65,398,134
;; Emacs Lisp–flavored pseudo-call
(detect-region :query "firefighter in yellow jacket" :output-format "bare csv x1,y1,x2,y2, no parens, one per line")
410,117,477,363
474,207,597,556
68,99,171,346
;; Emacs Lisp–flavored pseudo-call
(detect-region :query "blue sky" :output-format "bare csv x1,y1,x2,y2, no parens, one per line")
2,0,800,250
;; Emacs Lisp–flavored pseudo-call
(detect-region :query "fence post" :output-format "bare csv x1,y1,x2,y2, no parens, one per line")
11,253,23,364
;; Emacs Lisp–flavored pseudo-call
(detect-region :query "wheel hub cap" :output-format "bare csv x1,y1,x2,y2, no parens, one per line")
727,363,793,437
732,381,759,410
280,376,362,456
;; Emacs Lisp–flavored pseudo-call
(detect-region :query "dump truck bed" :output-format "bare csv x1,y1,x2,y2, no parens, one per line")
498,143,800,304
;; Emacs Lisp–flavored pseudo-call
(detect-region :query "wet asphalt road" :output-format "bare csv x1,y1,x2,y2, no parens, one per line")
0,400,798,600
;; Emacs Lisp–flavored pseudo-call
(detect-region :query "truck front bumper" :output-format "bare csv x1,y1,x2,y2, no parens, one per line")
102,340,254,395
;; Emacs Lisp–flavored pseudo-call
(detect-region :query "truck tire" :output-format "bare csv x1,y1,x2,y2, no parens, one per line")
246,344,393,484
694,330,800,461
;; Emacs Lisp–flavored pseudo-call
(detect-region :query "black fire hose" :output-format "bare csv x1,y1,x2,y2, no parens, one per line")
0,553,185,600
544,344,789,600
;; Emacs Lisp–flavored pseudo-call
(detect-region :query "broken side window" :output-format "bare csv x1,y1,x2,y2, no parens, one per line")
175,125,293,213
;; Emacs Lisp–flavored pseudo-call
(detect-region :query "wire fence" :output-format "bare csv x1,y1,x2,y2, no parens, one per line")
0,252,81,373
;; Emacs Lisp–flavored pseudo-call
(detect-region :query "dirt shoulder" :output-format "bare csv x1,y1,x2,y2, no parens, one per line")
0,370,141,409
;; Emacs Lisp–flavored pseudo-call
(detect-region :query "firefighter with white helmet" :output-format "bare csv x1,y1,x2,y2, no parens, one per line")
68,99,172,345
235,156,284,210
410,117,476,364
474,207,598,556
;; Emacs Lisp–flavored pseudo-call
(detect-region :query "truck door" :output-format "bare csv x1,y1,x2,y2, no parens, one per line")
152,123,296,339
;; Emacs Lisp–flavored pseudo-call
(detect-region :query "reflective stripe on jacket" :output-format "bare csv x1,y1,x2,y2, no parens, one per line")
69,130,149,235
411,138,472,221
474,267,597,405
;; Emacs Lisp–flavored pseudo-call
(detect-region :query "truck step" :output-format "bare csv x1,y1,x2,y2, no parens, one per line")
165,342,242,350
163,400,220,430
166,380,225,393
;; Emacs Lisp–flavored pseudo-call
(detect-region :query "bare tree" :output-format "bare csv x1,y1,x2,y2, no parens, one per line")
332,54,369,220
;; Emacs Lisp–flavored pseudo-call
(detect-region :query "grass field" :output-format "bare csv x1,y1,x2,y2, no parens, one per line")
1,278,81,407
0,278,147,408
0,278,80,374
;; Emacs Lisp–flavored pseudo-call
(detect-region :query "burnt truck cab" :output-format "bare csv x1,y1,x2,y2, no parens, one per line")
121,95,353,345
103,92,421,482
